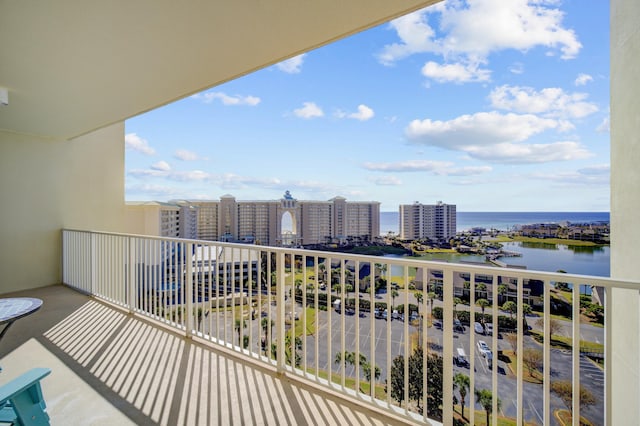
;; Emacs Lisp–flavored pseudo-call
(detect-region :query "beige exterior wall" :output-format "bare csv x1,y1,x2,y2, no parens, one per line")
610,0,640,422
0,123,126,294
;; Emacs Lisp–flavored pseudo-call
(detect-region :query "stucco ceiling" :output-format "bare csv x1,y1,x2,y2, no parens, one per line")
0,0,439,140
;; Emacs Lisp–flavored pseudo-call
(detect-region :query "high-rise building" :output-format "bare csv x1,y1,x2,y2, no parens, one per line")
133,192,380,246
399,201,456,241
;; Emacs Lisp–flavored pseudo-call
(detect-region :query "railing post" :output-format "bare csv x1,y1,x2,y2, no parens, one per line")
90,232,96,295
128,236,136,313
442,267,454,424
276,251,286,373
186,242,194,337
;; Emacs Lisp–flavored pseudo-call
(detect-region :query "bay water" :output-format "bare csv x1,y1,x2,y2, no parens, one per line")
380,211,610,277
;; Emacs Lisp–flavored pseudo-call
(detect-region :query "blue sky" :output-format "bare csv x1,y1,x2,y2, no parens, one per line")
125,0,610,212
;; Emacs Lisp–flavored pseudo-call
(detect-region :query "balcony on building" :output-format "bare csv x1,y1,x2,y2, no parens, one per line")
1,1,639,425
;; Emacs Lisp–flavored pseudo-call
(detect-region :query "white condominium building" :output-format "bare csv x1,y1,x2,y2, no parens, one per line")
399,201,456,241
130,192,380,246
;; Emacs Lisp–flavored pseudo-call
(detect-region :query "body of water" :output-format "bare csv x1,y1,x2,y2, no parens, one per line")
380,211,611,277
380,211,610,235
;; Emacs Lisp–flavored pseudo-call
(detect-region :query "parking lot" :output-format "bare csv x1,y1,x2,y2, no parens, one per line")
202,297,604,425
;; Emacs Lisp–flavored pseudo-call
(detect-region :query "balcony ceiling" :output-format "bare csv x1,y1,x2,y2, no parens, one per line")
0,0,439,140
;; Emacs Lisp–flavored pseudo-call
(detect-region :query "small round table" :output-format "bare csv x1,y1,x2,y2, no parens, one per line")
0,297,43,344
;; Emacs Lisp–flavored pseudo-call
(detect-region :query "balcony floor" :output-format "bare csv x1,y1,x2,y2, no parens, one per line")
0,285,413,425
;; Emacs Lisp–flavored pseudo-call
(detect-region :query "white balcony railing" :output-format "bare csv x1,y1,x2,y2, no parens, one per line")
62,229,639,426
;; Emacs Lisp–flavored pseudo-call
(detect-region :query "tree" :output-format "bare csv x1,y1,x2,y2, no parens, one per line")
523,303,532,316
522,347,543,376
388,347,443,419
502,301,517,319
550,381,596,416
427,292,437,317
476,299,490,323
261,317,274,354
234,318,246,346
453,297,463,319
535,317,563,337
391,290,399,310
475,389,501,426
497,284,509,303
389,355,405,404
505,333,518,354
414,292,423,314
476,282,487,299
453,373,470,419
335,351,380,392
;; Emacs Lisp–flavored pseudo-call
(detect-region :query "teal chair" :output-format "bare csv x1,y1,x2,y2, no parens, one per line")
0,368,51,425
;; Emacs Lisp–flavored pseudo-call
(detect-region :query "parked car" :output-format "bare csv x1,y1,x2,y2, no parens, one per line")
485,323,494,336
453,319,465,333
474,322,484,334
455,347,469,367
477,340,491,358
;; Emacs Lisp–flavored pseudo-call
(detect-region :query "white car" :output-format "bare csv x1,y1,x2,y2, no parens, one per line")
485,323,494,336
477,340,491,357
474,322,484,334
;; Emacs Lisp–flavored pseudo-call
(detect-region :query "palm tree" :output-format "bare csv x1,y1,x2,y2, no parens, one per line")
336,351,381,392
454,373,470,419
414,292,423,314
261,317,274,354
497,284,509,304
453,297,463,319
391,290,399,310
475,389,501,426
476,298,490,324
476,282,487,299
427,291,437,317
234,318,246,346
502,301,517,319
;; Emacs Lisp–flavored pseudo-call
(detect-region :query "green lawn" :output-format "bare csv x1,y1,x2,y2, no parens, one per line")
489,235,604,247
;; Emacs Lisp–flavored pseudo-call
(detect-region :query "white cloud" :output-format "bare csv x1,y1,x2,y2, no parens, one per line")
596,116,610,133
405,111,592,164
128,168,212,182
578,164,609,175
406,111,566,148
438,0,581,60
336,104,375,121
422,61,491,83
276,54,306,74
574,73,593,86
531,164,610,185
442,166,493,176
192,91,260,106
489,85,598,119
369,176,403,186
467,141,592,164
364,159,452,172
377,11,438,65
174,149,200,161
125,183,181,197
378,0,581,71
293,102,324,119
151,161,171,171
364,160,492,176
509,62,524,74
125,133,156,156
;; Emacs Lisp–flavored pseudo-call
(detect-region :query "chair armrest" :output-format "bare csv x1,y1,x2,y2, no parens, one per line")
0,368,51,405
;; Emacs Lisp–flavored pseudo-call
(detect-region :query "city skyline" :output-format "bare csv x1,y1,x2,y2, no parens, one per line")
125,0,609,212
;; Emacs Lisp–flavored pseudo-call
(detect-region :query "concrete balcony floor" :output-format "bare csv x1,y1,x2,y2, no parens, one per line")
0,285,413,425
